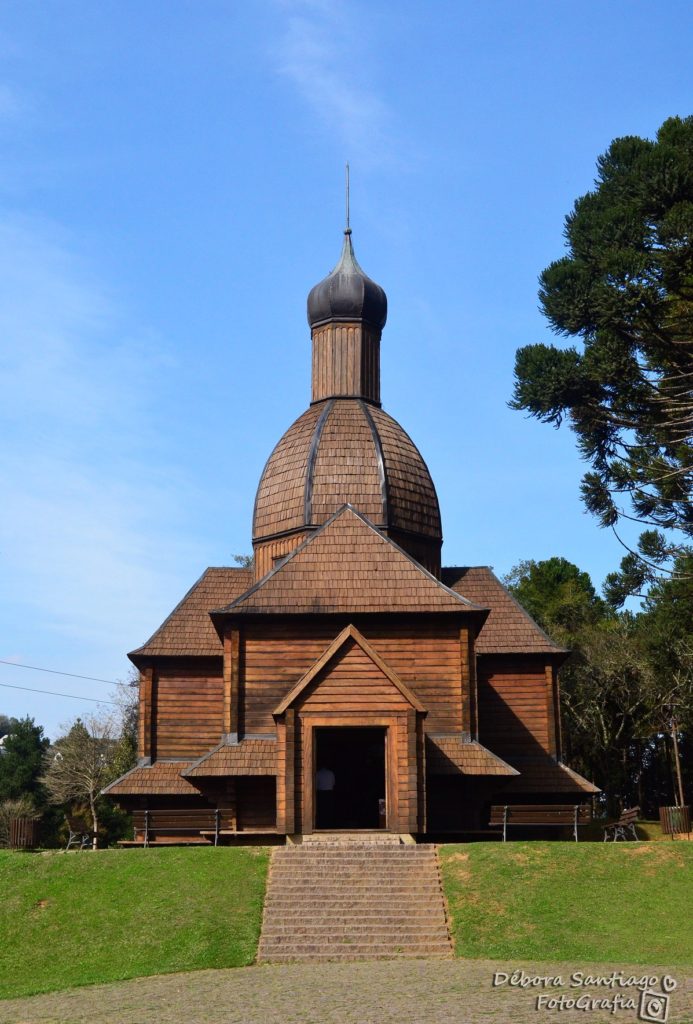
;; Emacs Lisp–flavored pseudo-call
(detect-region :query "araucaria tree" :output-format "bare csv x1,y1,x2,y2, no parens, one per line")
41,713,119,848
511,116,693,571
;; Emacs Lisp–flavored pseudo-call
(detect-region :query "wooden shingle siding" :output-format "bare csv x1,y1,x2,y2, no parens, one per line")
477,657,552,758
503,758,600,794
103,760,199,797
155,666,224,758
253,405,322,539
231,507,480,616
251,401,442,574
183,739,276,777
310,401,383,525
368,406,441,540
130,567,251,661
442,566,565,656
425,736,518,776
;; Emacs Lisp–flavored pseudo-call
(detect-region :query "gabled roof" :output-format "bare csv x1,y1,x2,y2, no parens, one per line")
215,506,487,619
183,739,277,777
274,624,426,715
102,760,199,796
442,566,566,656
426,735,519,776
129,567,252,663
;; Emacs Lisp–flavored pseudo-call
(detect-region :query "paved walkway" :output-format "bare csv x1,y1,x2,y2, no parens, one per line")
0,959,690,1024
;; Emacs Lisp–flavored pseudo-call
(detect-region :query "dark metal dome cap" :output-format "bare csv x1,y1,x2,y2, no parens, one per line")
307,230,387,330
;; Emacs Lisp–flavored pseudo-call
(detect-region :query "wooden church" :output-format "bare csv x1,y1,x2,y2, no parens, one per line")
105,226,597,840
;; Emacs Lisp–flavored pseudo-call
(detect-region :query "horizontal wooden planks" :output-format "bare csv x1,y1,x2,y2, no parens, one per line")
477,658,551,757
155,667,224,758
243,618,464,734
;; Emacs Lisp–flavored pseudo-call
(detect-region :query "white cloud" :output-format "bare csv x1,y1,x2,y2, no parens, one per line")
0,216,201,653
272,0,396,168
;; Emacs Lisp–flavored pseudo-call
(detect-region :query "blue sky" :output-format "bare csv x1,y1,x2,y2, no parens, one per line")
1,0,691,739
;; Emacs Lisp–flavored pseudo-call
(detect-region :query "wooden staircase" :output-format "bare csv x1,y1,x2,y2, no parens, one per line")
257,841,453,962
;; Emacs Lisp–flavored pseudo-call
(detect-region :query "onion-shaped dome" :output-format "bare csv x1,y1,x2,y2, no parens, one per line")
253,398,441,549
307,229,387,330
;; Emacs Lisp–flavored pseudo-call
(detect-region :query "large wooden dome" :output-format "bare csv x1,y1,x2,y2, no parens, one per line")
251,229,443,578
252,398,442,577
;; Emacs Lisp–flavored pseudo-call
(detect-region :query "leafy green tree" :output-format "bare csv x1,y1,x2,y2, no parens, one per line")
511,116,693,561
507,554,692,813
0,716,50,803
503,556,606,636
0,715,17,739
41,714,119,848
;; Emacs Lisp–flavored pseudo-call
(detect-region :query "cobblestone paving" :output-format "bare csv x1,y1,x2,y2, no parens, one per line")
0,959,690,1024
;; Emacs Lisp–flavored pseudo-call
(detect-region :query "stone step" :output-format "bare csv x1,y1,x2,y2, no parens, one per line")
269,876,438,885
264,884,438,892
258,940,453,955
263,903,445,916
262,926,448,939
272,860,437,869
275,848,436,857
262,910,446,922
257,951,452,962
259,842,452,963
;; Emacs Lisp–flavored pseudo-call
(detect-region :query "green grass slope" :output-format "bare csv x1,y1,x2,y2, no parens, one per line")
0,847,268,1000
439,842,693,965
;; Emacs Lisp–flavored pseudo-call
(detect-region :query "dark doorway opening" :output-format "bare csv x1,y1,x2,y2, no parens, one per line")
314,727,386,830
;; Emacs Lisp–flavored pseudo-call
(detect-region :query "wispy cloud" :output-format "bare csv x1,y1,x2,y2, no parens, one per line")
0,216,201,655
272,0,396,168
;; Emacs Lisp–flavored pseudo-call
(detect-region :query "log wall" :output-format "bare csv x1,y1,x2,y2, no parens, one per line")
243,617,465,735
477,655,554,759
153,661,224,759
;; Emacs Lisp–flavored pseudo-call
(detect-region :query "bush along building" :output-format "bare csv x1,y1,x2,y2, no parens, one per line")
104,227,598,841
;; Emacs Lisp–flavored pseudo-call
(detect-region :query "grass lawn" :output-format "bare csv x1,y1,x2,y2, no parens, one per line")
0,846,268,1000
439,841,693,965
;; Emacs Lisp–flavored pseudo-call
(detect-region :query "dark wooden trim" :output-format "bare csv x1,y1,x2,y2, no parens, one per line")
304,398,335,525
360,399,389,525
139,667,154,760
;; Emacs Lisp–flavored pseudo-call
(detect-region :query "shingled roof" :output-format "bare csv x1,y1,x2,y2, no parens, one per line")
183,739,277,777
215,506,487,618
129,566,252,663
504,757,600,794
102,760,199,796
442,566,566,656
426,735,519,776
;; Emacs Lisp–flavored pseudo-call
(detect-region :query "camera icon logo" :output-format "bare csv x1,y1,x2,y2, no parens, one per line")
639,989,670,1023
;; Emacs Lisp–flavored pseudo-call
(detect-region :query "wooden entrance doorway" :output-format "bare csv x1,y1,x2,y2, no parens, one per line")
314,727,386,830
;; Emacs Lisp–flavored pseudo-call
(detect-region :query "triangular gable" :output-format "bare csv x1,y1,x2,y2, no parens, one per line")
213,506,488,620
274,624,426,715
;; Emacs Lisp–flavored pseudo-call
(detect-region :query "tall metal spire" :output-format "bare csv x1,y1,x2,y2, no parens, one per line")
345,161,350,233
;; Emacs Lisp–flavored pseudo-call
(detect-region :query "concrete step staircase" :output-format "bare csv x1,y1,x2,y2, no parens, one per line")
257,841,453,962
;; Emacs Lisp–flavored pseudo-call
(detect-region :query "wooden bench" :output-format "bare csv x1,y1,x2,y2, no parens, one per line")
603,806,639,842
132,809,231,847
66,816,96,851
490,804,592,842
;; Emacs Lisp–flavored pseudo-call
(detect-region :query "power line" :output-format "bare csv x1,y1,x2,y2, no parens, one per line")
0,659,118,686
0,681,118,705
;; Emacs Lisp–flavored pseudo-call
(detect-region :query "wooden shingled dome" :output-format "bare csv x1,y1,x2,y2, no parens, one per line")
253,399,443,577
